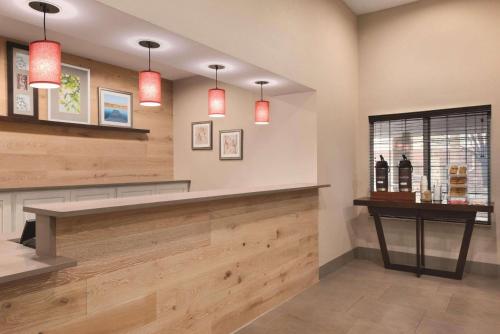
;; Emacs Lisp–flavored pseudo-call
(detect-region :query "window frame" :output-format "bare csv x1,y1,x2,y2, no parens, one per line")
369,105,492,225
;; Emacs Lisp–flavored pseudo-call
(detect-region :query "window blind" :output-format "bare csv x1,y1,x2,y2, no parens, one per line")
369,105,491,224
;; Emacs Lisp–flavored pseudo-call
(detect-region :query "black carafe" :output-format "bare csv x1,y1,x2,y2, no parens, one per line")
375,155,389,192
398,154,413,192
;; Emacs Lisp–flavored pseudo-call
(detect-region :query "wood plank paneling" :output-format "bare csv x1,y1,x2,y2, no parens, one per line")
0,36,173,188
0,281,87,334
44,294,157,334
0,189,319,334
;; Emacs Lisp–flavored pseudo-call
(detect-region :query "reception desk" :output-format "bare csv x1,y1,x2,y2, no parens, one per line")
0,183,327,334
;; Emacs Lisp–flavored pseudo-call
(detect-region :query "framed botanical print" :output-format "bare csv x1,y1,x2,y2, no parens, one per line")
98,88,133,128
219,129,243,160
192,121,213,150
48,63,91,124
7,42,39,118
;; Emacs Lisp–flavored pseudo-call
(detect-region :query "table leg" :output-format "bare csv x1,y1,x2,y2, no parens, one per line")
372,212,391,268
416,217,421,277
455,221,475,279
421,219,425,267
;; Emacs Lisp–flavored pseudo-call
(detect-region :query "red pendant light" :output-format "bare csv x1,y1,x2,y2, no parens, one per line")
28,2,61,89
208,65,226,118
138,41,161,107
255,81,270,125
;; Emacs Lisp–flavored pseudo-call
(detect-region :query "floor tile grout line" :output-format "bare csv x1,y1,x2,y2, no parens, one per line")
344,294,366,313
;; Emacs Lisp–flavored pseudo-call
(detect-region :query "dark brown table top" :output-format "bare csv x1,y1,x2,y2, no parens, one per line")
353,197,494,213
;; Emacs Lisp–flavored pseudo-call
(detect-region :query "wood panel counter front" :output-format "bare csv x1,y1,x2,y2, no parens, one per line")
0,183,328,334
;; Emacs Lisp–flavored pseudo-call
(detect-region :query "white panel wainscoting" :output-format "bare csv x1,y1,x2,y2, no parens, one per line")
14,191,70,233
116,185,156,198
1,181,190,235
157,183,191,194
0,194,12,234
70,187,117,202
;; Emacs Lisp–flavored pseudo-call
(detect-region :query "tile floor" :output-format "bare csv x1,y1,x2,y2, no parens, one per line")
235,259,500,334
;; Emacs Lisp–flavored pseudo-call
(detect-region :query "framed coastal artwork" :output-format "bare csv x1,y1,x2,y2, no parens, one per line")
48,64,90,124
98,88,133,128
192,121,213,150
219,129,243,160
6,42,39,118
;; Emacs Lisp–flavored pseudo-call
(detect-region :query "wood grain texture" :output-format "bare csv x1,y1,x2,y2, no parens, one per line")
43,294,157,334
0,281,87,334
0,36,173,188
0,189,319,334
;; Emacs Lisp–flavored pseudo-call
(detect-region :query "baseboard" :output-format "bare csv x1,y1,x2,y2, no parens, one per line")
319,249,355,279
319,246,500,279
354,246,500,278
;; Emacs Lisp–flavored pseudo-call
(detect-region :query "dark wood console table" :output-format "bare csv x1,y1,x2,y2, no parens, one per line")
353,197,494,280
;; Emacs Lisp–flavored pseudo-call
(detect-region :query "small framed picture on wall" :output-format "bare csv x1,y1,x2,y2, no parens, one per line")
219,129,243,160
98,88,133,128
6,41,39,118
192,121,213,150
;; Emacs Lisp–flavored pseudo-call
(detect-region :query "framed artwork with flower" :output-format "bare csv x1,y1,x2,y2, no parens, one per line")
48,63,91,124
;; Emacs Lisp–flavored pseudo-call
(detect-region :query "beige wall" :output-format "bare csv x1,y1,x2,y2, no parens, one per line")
355,0,500,264
173,76,316,191
99,0,360,266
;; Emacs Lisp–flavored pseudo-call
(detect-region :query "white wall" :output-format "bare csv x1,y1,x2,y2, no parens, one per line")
173,76,317,190
98,0,359,266
355,0,500,264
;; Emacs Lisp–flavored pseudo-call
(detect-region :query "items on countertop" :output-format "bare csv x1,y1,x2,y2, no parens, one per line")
420,175,432,202
433,181,443,203
449,164,468,203
398,155,413,192
375,155,389,192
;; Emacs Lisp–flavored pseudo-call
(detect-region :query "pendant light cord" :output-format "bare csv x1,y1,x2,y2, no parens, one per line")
260,83,263,101
148,44,151,71
43,4,47,40
215,67,218,89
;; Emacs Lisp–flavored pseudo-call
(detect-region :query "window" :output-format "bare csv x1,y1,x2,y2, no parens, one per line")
369,105,491,224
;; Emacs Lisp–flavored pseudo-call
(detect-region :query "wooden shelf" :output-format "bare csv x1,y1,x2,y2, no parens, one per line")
0,116,150,134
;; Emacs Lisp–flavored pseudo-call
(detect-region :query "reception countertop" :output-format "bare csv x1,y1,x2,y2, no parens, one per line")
25,183,329,218
0,235,76,284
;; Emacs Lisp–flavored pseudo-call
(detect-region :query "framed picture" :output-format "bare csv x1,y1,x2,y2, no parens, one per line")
48,63,90,124
98,88,133,128
192,121,213,150
6,42,39,118
219,129,243,160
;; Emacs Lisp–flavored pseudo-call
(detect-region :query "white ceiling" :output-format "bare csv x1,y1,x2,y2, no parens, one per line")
0,0,313,96
343,0,419,15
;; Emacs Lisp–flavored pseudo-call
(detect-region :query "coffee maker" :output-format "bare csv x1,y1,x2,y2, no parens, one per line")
398,154,413,192
375,155,389,192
